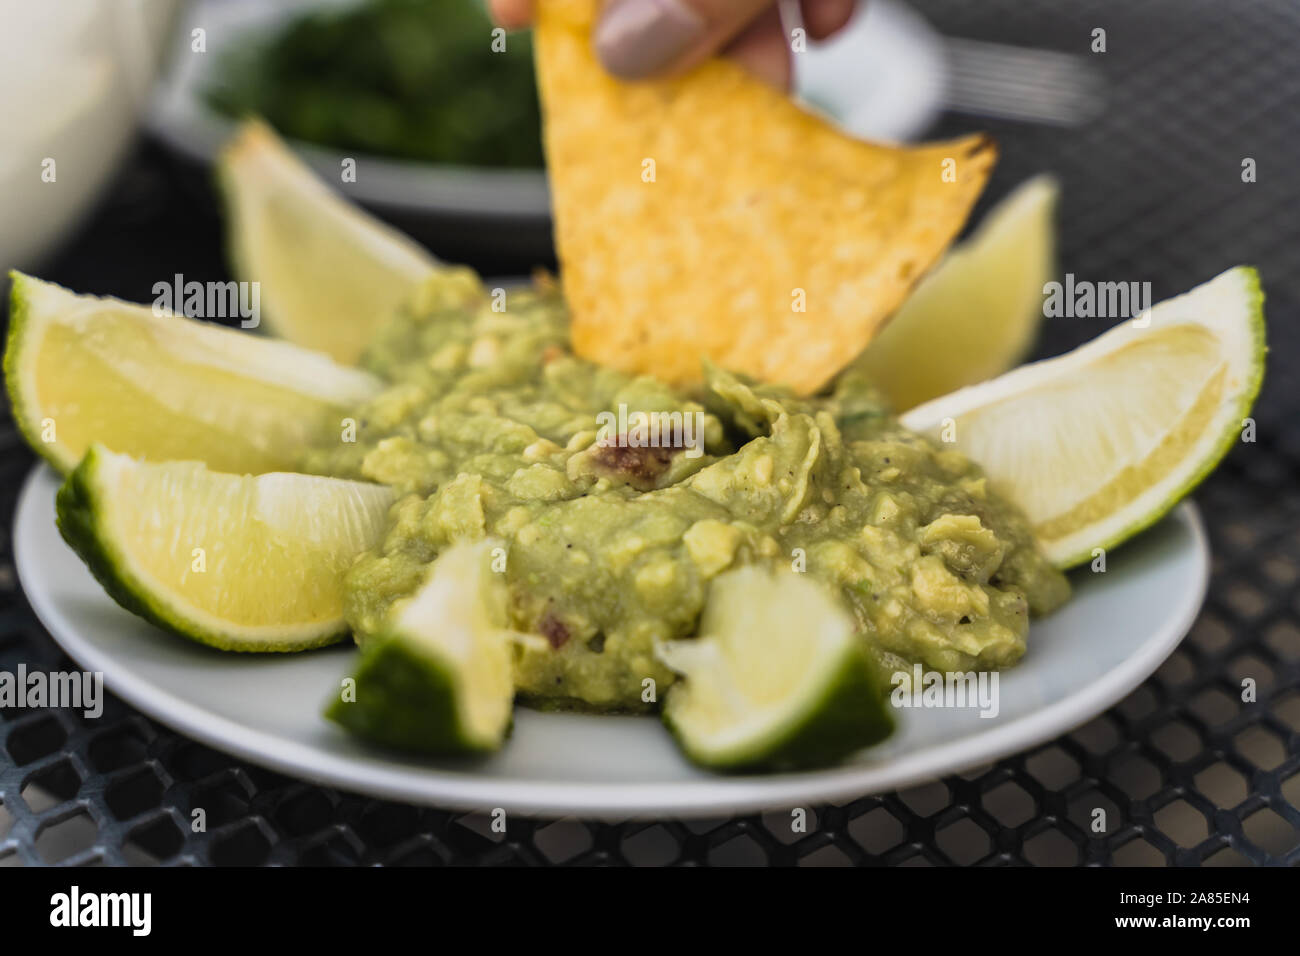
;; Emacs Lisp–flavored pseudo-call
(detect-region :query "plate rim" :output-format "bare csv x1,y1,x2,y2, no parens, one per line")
14,464,1209,817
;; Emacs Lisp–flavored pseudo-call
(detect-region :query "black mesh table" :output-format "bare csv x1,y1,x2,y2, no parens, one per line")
2,0,1299,865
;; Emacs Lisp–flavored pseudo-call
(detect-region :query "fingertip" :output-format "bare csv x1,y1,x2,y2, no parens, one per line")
802,0,858,41
724,6,792,91
489,0,537,30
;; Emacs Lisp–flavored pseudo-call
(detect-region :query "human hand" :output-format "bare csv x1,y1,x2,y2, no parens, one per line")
489,0,858,89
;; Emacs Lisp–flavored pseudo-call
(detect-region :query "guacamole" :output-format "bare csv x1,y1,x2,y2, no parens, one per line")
305,271,1069,711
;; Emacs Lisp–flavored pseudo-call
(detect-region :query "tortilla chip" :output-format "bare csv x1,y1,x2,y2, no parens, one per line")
536,0,996,394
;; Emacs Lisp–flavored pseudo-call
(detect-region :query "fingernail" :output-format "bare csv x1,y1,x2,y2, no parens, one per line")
594,0,707,79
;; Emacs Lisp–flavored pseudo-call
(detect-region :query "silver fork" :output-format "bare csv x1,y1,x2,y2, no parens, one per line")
791,0,1106,137
942,36,1104,127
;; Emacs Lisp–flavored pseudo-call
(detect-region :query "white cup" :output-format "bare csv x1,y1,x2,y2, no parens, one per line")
0,0,182,271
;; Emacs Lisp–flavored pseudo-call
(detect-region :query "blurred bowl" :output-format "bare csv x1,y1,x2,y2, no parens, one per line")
0,0,182,272
146,0,553,264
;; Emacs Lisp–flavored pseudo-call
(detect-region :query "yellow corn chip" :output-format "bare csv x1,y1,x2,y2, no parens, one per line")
536,0,996,394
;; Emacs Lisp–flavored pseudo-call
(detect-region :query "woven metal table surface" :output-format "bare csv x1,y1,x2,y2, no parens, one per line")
2,0,1299,866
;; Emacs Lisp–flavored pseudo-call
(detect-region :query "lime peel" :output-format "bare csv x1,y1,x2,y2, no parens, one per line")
5,272,382,474
901,266,1266,568
56,445,394,652
849,175,1058,411
326,540,515,754
656,567,892,771
217,119,439,363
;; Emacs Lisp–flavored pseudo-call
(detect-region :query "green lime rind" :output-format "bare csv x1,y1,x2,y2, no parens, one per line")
4,271,75,473
54,446,347,653
662,642,893,773
325,635,512,755
1054,265,1267,569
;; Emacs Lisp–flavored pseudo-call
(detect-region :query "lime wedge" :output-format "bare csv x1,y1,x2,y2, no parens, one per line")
901,267,1266,567
4,273,382,474
655,567,892,771
217,119,438,364
850,176,1058,411
56,445,394,651
326,541,515,755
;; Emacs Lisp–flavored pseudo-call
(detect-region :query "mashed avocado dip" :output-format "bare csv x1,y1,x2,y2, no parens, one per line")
304,271,1069,712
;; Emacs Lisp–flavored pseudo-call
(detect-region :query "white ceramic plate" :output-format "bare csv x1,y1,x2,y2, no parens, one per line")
15,464,1207,817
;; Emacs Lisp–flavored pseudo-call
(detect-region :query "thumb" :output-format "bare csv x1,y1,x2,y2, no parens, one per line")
594,0,776,79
